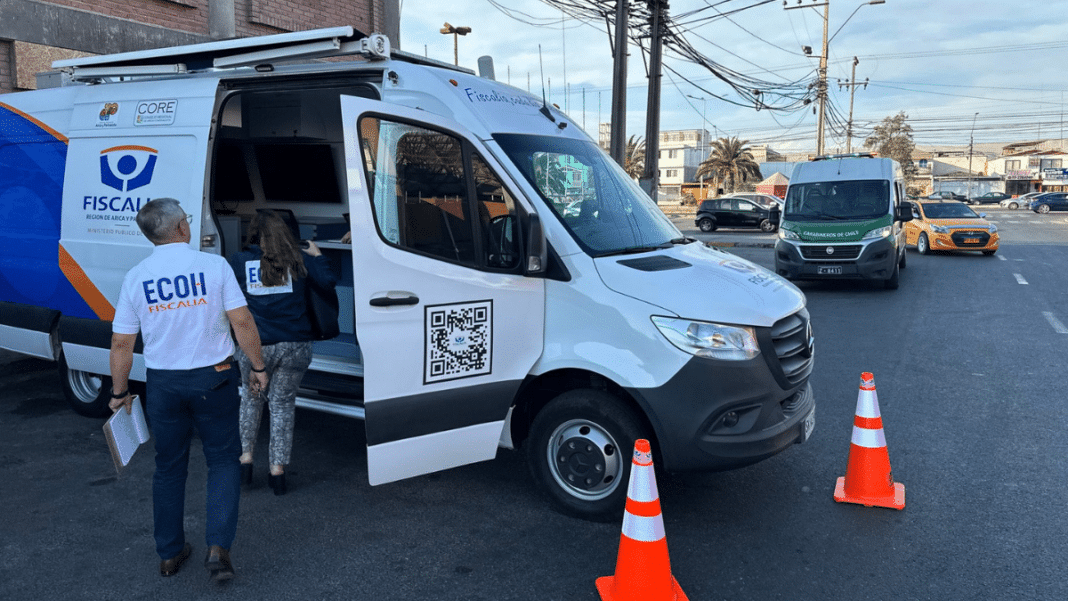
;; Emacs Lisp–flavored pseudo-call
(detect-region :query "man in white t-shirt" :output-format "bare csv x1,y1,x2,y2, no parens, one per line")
109,198,268,582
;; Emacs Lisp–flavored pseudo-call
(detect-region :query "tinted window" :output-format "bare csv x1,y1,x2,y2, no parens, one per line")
359,120,524,270
785,180,890,222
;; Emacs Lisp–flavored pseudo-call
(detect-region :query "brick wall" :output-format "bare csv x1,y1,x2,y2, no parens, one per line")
22,1,378,39
42,0,210,34
0,41,13,94
240,0,376,36
0,0,383,94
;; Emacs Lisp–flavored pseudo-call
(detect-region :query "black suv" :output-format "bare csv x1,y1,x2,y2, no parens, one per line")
695,196,779,233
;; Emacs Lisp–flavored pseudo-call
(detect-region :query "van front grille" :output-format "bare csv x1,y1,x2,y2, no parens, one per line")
765,309,814,386
799,245,862,260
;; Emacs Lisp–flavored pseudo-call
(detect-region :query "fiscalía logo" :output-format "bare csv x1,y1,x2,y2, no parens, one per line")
99,103,119,121
100,145,158,192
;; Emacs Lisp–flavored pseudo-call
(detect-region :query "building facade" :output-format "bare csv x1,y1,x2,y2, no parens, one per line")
0,0,399,94
657,128,710,198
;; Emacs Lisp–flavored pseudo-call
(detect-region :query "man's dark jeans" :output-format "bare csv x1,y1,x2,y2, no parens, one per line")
146,362,241,560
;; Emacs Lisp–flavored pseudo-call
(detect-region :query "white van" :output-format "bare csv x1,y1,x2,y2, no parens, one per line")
0,27,815,520
775,154,913,290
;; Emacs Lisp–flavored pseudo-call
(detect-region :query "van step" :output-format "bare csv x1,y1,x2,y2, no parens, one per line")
299,369,363,401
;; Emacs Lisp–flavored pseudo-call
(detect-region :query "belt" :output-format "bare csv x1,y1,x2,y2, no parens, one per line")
214,355,235,372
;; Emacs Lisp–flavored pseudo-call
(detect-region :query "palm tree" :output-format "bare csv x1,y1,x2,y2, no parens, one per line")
695,136,762,194
623,135,645,180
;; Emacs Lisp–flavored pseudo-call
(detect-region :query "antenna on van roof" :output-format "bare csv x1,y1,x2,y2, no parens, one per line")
537,45,556,123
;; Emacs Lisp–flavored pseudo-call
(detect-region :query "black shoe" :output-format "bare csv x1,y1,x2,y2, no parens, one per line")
268,473,287,496
204,545,234,582
159,542,192,577
240,463,253,487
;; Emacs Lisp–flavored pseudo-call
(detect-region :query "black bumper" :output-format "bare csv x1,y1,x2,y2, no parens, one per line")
774,238,896,281
625,355,815,473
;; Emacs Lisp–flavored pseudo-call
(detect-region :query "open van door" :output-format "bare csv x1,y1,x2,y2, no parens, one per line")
340,96,545,485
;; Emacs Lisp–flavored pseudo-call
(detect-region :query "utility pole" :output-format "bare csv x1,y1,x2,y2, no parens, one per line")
838,56,867,153
786,1,884,157
640,0,667,201
968,112,978,200
609,0,629,165
817,2,829,156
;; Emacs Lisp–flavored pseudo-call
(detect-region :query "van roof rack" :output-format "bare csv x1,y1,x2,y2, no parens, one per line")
51,26,471,83
812,152,877,161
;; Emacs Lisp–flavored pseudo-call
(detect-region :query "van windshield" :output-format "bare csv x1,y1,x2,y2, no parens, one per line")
493,134,681,256
784,180,890,222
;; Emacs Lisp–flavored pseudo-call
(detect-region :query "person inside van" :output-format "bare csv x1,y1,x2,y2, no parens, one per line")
229,210,338,495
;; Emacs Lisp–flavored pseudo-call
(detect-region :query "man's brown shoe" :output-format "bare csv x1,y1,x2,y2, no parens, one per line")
159,543,192,577
204,545,235,582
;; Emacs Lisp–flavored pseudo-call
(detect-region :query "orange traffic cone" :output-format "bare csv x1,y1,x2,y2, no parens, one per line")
596,439,688,601
834,372,905,510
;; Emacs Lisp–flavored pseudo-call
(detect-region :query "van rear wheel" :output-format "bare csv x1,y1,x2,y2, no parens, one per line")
59,354,113,418
527,390,650,522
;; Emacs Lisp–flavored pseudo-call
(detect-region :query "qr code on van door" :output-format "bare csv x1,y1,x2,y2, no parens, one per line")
424,300,492,384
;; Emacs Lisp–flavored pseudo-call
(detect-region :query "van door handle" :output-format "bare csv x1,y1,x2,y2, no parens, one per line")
369,294,419,307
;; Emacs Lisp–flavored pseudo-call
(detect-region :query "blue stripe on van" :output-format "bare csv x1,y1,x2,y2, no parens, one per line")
0,104,96,319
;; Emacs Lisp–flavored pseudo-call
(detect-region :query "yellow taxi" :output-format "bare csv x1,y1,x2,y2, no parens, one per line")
904,200,999,255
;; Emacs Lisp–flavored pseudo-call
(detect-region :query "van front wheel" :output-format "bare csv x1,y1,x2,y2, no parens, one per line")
527,390,650,522
59,354,113,418
884,258,900,290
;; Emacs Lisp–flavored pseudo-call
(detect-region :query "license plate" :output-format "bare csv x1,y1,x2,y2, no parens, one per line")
817,266,842,275
963,238,979,244
801,408,815,442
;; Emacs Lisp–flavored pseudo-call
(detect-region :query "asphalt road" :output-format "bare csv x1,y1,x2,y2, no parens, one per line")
2,207,1067,601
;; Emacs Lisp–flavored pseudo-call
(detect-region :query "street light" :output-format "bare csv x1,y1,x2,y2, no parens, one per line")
439,22,471,66
786,0,885,156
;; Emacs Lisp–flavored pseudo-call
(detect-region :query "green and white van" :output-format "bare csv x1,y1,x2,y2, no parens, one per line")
774,154,913,290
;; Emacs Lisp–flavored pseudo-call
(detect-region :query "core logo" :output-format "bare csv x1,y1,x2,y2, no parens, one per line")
100,145,158,192
99,103,118,121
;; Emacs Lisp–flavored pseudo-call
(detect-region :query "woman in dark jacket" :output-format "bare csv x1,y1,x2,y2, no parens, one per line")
229,210,337,495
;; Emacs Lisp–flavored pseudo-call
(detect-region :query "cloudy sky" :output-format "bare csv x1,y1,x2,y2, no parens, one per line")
397,0,1068,153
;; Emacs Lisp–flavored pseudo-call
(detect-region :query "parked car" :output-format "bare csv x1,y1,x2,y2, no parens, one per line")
731,193,784,209
1000,192,1040,210
967,191,1011,205
1030,192,1068,213
695,196,779,232
925,191,967,201
904,200,998,255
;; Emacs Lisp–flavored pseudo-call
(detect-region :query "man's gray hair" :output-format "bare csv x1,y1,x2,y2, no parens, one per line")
136,198,185,244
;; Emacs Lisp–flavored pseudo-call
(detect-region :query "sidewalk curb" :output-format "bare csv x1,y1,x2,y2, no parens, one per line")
704,241,776,249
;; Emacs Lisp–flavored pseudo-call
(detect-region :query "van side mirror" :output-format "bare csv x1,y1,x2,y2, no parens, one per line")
897,201,914,223
525,213,547,275
769,205,781,226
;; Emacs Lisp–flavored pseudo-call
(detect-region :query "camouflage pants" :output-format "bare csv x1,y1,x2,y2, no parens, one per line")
236,341,312,467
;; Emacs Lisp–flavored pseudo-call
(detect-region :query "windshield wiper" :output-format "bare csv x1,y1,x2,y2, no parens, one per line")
596,244,671,257
669,237,696,245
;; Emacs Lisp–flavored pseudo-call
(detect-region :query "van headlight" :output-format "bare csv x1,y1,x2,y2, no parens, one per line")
779,228,799,240
652,316,759,360
862,225,892,240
